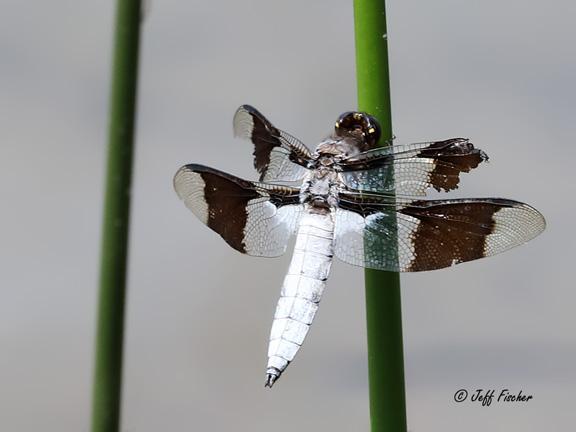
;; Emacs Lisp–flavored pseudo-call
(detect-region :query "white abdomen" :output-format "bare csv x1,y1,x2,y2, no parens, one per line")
266,209,334,387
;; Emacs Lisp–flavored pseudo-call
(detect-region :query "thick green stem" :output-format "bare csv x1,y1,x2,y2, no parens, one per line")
91,1,141,431
353,1,407,431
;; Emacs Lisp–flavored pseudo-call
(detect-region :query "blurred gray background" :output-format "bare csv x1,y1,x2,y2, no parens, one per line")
1,0,574,431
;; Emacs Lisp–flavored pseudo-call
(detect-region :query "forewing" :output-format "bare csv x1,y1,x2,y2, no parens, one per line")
339,138,488,196
233,105,313,182
334,193,545,272
174,164,302,257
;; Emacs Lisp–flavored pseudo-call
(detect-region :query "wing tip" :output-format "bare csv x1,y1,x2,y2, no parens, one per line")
484,202,546,257
173,164,211,194
233,104,262,139
173,165,210,225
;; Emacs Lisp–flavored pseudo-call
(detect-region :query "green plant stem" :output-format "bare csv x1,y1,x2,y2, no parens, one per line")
91,1,141,431
353,1,407,431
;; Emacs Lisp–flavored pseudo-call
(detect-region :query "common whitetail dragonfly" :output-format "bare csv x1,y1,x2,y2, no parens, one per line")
174,105,545,387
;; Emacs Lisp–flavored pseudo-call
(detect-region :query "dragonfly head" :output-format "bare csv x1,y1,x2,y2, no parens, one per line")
334,111,381,151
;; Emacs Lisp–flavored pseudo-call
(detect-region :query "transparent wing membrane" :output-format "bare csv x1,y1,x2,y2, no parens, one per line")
174,164,302,257
340,138,488,194
233,105,313,182
334,196,545,272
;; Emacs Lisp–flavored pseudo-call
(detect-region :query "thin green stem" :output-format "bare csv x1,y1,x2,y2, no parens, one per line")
91,1,141,431
353,1,407,431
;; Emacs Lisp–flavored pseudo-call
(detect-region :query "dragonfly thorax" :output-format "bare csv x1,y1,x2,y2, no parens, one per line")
315,137,364,160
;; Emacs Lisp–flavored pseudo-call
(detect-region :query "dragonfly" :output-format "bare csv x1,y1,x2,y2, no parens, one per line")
174,105,545,387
